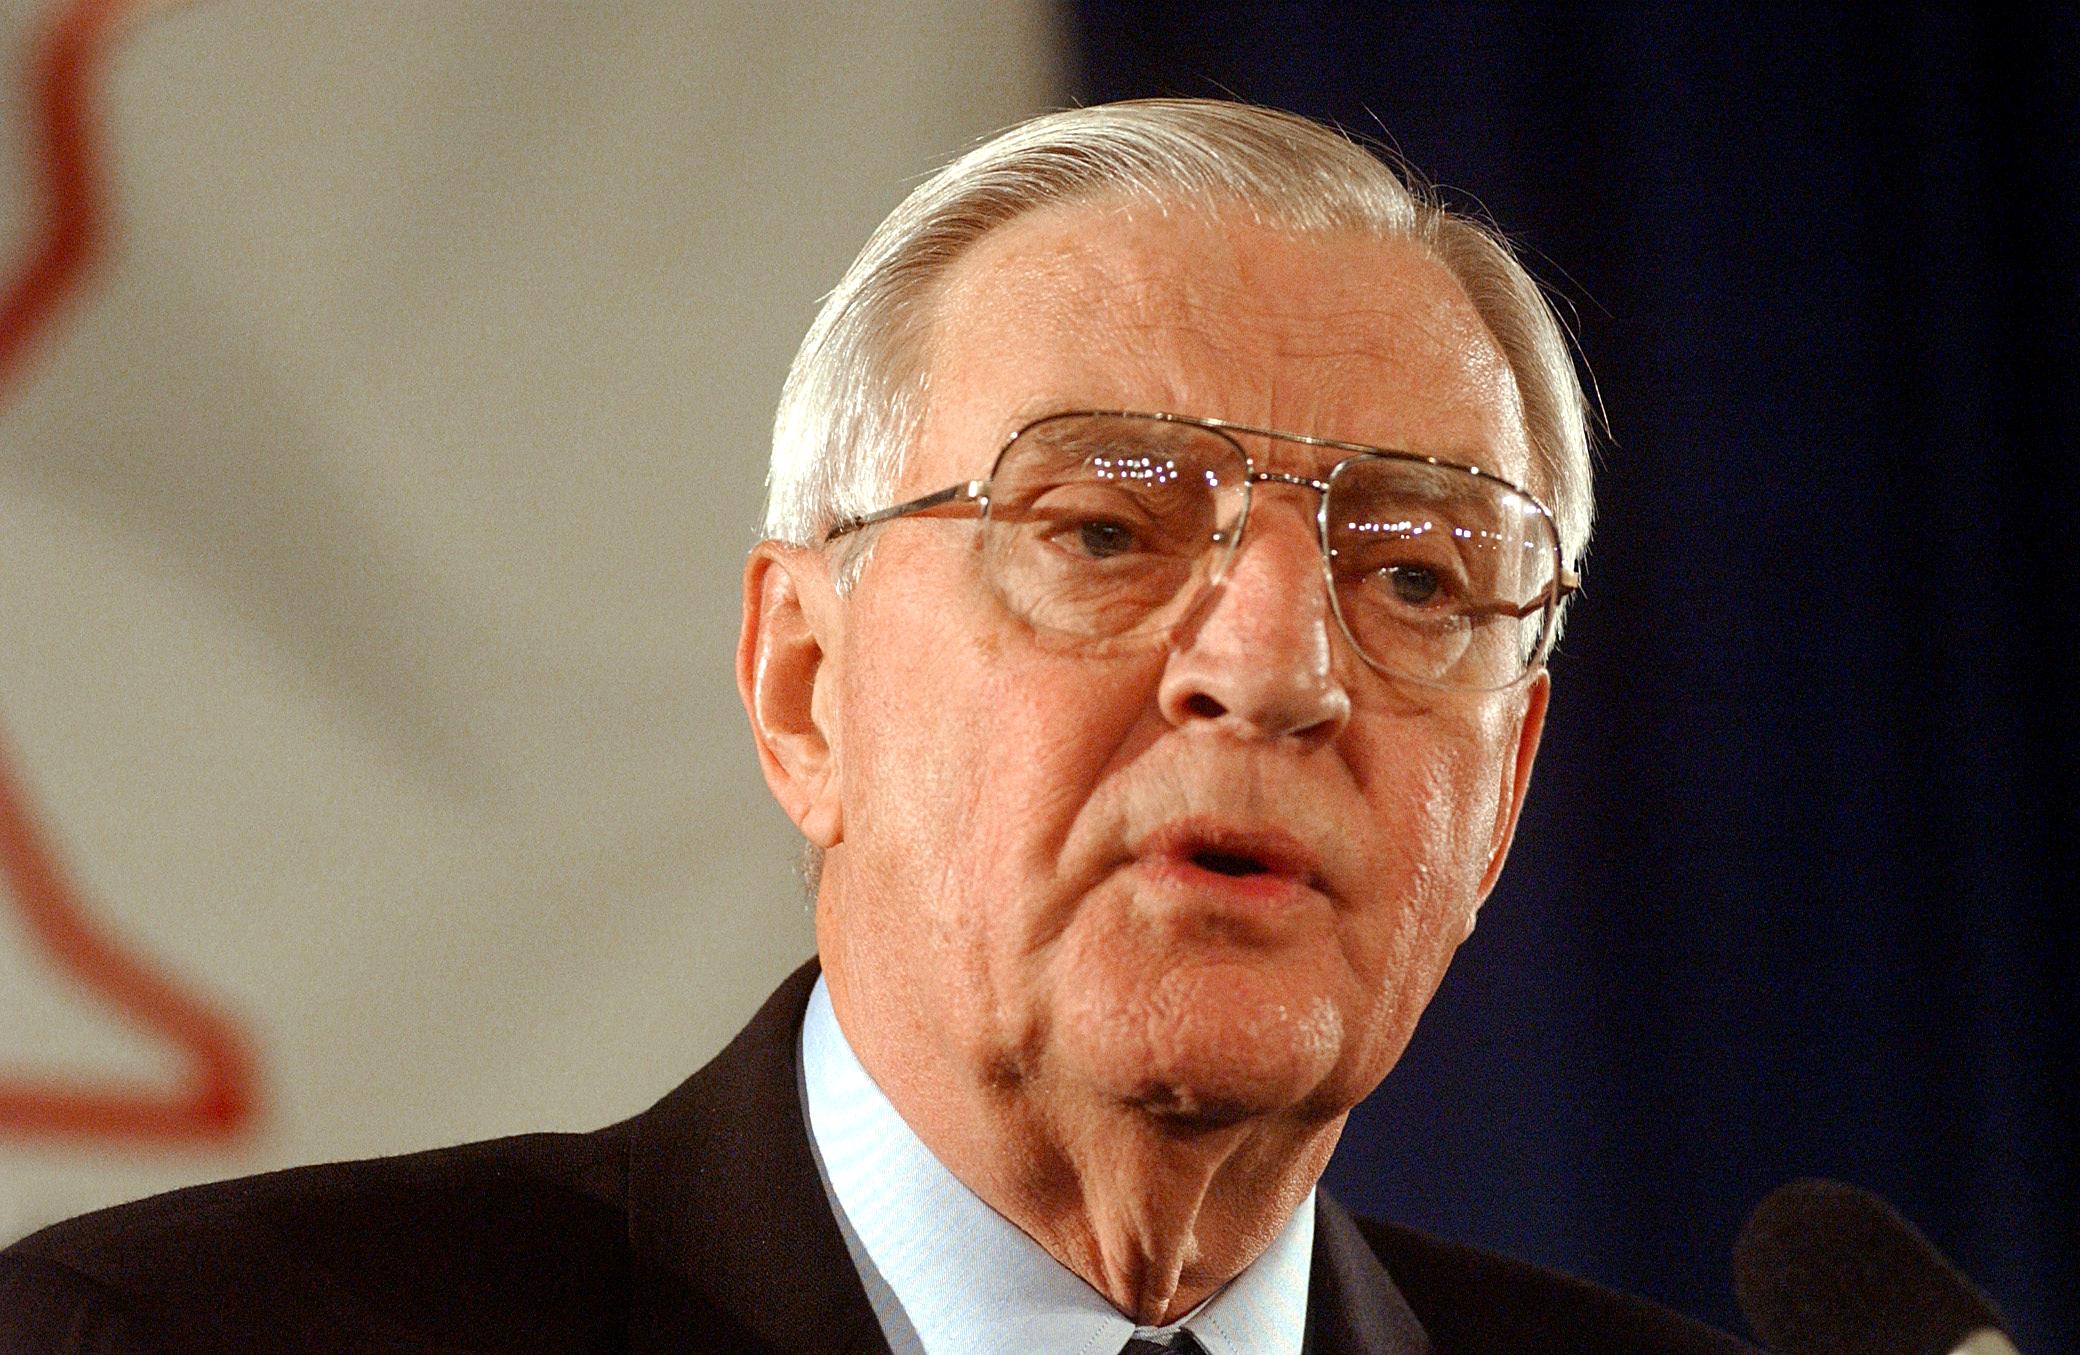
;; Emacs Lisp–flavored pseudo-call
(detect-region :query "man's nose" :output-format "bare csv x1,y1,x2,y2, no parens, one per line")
1156,496,1352,744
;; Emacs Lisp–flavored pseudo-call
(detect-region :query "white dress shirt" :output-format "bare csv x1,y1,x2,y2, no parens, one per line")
800,975,1314,1355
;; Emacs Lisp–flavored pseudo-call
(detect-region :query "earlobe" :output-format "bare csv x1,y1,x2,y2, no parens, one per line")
1474,670,1549,903
737,543,844,849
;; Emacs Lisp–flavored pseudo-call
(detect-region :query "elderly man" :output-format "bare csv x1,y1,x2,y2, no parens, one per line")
1,100,1749,1354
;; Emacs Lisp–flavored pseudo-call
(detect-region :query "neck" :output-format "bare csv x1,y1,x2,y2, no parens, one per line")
831,980,1340,1324
989,1097,1339,1323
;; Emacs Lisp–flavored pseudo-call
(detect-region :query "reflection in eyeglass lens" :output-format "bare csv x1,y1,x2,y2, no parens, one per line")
987,418,1246,637
978,414,1555,687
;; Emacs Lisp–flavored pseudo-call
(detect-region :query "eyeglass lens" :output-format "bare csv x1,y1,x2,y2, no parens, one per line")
979,413,1559,689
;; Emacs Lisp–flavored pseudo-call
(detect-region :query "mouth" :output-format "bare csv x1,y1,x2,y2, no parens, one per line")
1134,820,1325,898
1190,849,1276,878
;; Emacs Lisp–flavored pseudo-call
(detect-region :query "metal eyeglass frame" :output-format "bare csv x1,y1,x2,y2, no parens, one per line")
823,409,1583,689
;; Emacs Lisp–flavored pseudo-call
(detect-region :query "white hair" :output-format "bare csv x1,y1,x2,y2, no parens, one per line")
766,98,1596,617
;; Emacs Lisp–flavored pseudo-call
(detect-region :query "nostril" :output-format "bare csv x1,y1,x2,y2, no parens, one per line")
1181,693,1226,721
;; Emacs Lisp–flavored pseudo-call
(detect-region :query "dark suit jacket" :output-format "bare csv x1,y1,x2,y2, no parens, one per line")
1,963,1754,1353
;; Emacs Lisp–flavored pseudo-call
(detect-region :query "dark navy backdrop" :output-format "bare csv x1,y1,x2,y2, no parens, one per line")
1073,5,2077,1349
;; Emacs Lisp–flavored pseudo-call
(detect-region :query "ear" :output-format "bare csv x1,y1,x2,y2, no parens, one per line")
1474,669,1549,903
737,542,844,849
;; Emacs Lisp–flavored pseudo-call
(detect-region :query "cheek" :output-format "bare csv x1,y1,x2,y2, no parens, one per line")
1414,735,1505,894
982,658,1155,833
834,623,1171,1065
1338,708,1510,1009
1358,700,1512,879
840,606,1160,926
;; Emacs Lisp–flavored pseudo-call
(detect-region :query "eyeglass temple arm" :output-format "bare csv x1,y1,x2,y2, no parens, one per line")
824,480,988,542
1464,568,1582,621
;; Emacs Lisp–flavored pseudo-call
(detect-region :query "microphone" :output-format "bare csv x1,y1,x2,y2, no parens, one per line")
1732,1178,2018,1355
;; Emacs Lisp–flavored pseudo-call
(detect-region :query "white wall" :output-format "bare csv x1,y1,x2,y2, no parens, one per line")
0,0,1064,1241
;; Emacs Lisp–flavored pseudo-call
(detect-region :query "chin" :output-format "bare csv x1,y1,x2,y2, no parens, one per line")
1053,955,1354,1127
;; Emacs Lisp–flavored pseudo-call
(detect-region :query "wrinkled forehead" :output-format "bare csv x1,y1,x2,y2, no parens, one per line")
914,200,1533,487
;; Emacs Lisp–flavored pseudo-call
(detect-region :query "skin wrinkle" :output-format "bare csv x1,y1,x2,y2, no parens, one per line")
989,202,1512,457
956,207,1480,453
741,198,1548,1324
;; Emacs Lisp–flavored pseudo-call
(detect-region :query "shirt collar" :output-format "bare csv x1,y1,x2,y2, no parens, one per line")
800,974,1314,1355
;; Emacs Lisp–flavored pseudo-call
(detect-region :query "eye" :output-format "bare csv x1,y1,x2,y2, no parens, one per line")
1385,564,1440,605
1011,481,1201,565
1072,519,1139,559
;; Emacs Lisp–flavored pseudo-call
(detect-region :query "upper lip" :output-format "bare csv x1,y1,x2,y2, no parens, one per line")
1133,818,1326,890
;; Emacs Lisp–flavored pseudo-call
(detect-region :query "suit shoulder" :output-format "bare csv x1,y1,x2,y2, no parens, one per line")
2,1127,632,1353
1351,1216,1757,1355
0,1250,157,1353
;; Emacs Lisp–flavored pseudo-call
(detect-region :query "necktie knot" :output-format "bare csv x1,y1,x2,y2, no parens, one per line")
1119,1336,1204,1355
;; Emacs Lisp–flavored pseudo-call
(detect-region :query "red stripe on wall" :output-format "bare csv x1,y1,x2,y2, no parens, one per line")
1,0,261,1144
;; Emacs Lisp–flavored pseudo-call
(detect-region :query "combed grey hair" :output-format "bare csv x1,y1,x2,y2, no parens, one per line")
765,97,1595,617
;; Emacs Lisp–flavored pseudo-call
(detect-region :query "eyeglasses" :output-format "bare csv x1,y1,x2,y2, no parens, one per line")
825,410,1580,691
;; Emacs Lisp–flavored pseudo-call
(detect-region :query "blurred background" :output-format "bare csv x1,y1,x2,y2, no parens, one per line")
3,2,2072,1349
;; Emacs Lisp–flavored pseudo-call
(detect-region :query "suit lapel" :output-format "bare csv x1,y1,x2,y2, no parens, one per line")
623,959,891,1355
1307,1194,1432,1355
